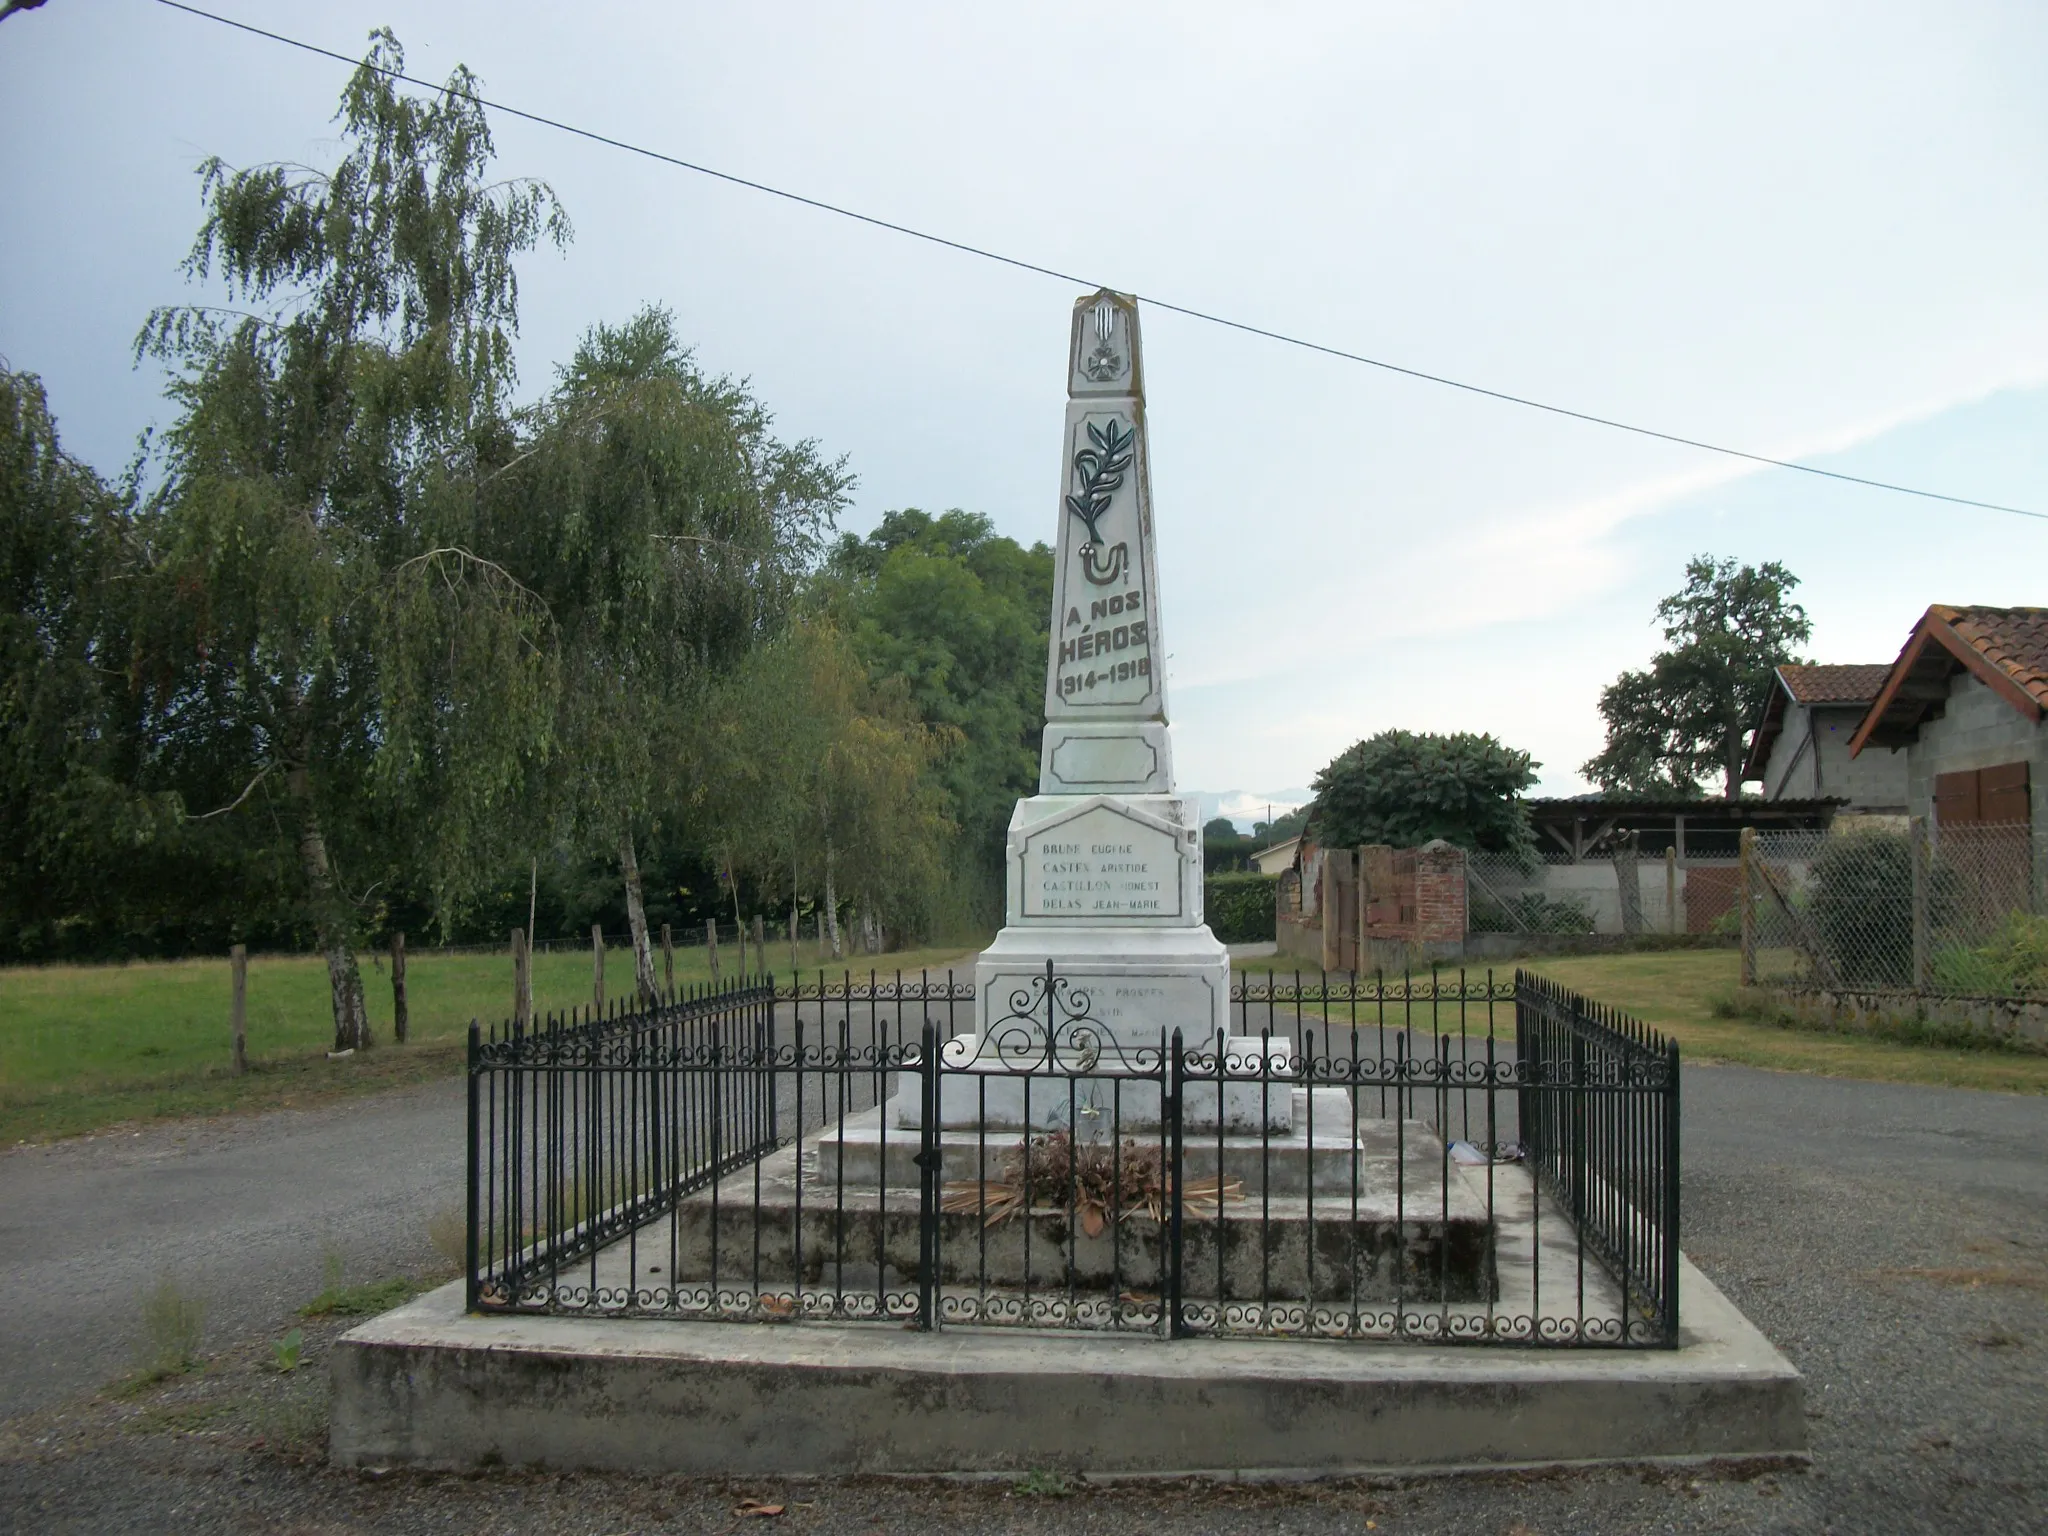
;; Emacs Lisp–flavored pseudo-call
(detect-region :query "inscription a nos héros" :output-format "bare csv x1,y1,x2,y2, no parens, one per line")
1056,588,1151,700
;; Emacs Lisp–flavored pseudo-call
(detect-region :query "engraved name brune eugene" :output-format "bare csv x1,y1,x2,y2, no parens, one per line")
1035,840,1163,912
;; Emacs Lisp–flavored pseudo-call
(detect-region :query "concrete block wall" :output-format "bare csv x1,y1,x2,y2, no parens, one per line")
1762,703,1909,810
1905,672,2048,896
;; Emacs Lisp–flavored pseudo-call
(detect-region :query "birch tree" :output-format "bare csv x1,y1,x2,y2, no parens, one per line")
135,32,568,1048
495,308,850,997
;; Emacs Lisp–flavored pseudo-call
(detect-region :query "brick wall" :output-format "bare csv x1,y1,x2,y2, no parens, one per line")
1414,840,1467,944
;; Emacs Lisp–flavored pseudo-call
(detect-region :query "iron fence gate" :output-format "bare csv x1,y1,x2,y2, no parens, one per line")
469,965,1680,1347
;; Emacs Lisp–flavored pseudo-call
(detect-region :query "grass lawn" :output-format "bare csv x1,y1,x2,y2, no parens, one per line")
1523,950,2048,1094
0,938,984,1144
1234,948,2048,1095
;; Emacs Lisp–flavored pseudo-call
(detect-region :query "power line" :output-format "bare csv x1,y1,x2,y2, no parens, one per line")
152,0,2048,524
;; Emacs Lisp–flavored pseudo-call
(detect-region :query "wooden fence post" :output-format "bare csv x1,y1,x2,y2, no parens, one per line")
660,922,674,994
1910,815,1930,989
230,944,248,1075
1737,827,1756,986
592,924,605,1012
390,931,409,1044
1665,848,1678,935
512,928,531,1029
706,919,721,988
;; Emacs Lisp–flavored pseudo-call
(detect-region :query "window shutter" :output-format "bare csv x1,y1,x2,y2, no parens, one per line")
1980,761,2031,826
1934,770,1981,826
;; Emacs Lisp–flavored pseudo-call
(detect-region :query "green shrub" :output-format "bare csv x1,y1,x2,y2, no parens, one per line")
1807,828,1964,987
1931,912,2048,997
1807,828,1914,986
1205,874,1277,943
1469,891,1594,935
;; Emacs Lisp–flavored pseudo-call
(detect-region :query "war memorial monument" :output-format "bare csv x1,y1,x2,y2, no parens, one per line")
331,292,1806,1480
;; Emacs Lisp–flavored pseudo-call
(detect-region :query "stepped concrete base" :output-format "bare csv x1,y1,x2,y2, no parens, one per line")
330,1261,1806,1478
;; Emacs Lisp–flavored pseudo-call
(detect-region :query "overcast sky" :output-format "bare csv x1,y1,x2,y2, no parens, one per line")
7,1,2047,814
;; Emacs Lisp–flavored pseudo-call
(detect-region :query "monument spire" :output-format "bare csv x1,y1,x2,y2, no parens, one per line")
1038,290,1174,798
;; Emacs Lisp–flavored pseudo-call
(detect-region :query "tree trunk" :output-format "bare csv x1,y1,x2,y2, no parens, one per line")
620,834,658,1001
1724,723,1744,799
390,931,408,1044
286,765,368,1052
824,839,844,960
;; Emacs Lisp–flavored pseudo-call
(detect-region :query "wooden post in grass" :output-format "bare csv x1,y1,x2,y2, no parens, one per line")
592,924,605,1012
751,914,764,966
230,944,248,1075
1664,848,1678,936
1737,827,1756,986
391,932,409,1043
661,922,674,995
1910,815,1931,989
512,928,531,1030
706,918,721,988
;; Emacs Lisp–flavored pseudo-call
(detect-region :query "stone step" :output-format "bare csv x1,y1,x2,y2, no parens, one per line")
825,1091,1492,1203
655,1142,1494,1305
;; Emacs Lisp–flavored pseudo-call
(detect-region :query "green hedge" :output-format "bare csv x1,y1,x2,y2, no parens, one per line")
1206,873,1277,943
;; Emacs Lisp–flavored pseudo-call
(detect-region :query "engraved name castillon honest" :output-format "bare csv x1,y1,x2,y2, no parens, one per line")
1045,292,1166,723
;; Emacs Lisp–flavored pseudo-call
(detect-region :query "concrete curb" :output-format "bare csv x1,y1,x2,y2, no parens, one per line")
331,1257,1805,1478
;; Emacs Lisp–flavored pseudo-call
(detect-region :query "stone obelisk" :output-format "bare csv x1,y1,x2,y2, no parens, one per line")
972,290,1232,1056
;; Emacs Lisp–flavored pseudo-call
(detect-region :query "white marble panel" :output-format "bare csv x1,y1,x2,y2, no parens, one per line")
1041,721,1173,794
1008,795,1201,925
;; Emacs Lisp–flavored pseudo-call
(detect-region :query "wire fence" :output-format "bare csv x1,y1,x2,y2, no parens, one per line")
1745,821,2046,998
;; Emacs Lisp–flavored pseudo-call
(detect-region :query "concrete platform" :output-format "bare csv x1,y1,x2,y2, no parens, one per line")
330,1258,1806,1478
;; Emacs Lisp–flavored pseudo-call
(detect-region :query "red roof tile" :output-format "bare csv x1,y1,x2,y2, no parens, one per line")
1849,605,2048,753
1776,664,1891,706
1939,606,2048,710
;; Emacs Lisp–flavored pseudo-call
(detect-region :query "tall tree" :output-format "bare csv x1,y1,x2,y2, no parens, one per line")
1310,730,1538,860
0,367,167,955
1582,555,1810,798
134,32,570,1047
826,509,1052,887
494,306,851,996
693,620,952,956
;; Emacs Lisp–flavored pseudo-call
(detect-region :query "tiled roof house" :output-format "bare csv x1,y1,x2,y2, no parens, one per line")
1849,605,2048,885
1742,663,1906,811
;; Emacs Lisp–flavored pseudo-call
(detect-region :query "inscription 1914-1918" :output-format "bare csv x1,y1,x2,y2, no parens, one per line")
1056,587,1151,701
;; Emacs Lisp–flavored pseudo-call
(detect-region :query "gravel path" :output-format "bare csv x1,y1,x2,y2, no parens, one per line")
2,1060,2045,1533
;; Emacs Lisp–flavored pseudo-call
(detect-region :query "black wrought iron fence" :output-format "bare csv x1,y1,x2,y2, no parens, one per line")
467,966,1680,1348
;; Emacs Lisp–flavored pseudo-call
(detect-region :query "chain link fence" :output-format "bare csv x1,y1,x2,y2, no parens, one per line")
1466,852,1601,935
1745,821,2046,998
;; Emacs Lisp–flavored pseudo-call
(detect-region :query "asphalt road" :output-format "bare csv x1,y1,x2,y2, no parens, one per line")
2,1057,2046,1533
0,1078,464,1416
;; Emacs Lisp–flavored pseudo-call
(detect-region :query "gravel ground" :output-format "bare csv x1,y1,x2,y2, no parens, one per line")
0,1077,464,1417
3,1062,2045,1533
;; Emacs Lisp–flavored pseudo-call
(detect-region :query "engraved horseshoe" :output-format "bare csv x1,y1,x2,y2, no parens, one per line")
1080,541,1129,586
